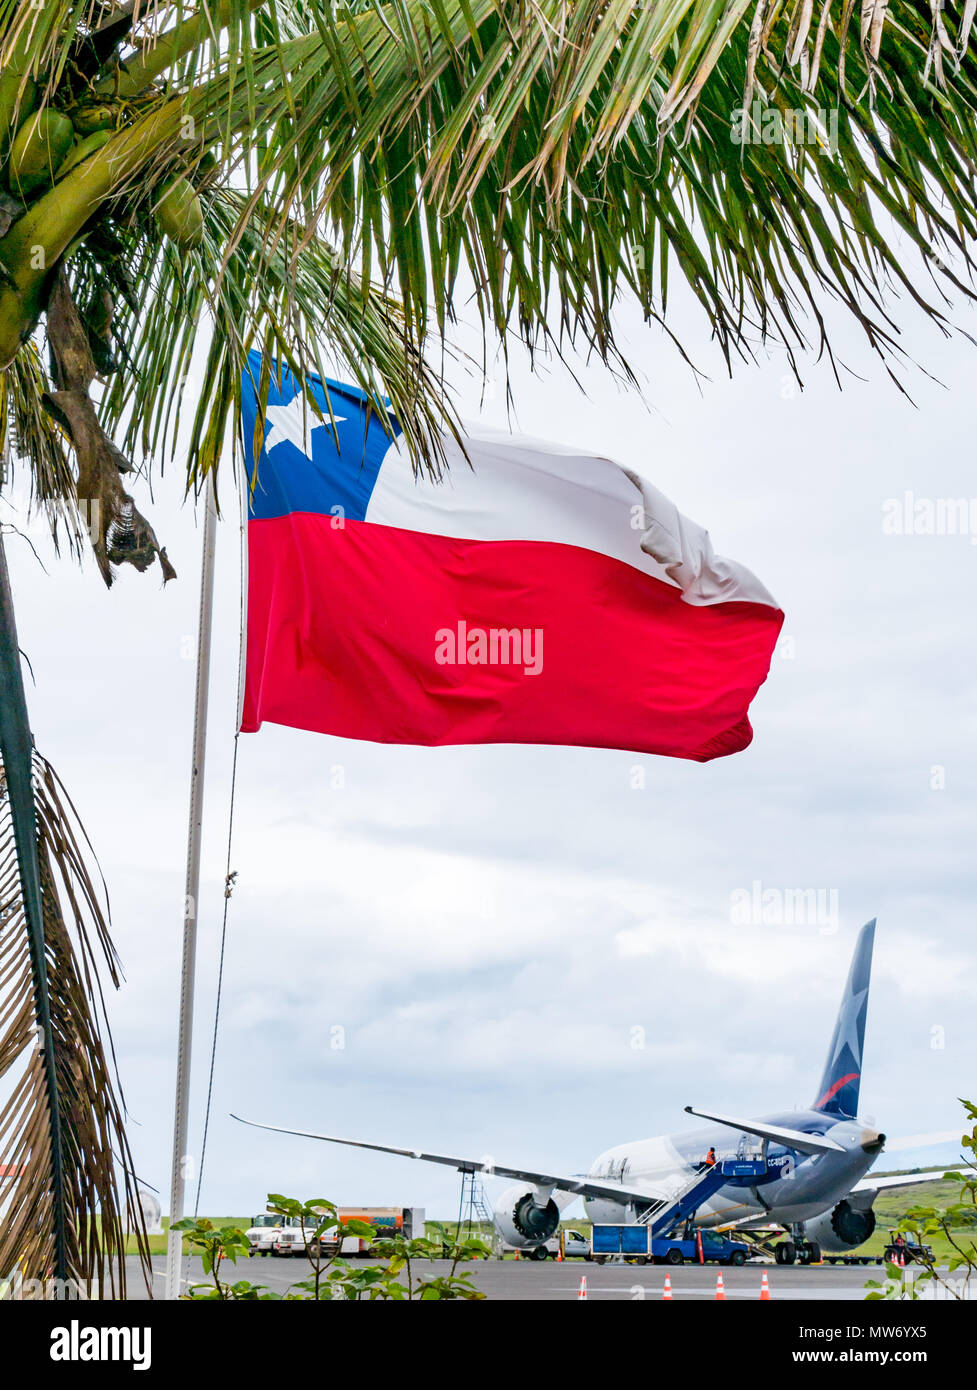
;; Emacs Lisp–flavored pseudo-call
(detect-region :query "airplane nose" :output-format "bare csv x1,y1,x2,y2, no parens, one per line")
860,1129,886,1154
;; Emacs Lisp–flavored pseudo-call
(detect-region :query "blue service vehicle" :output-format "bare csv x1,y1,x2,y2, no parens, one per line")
589,1156,766,1265
591,1223,752,1266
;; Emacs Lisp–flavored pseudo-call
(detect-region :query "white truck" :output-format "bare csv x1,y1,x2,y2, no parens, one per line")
245,1213,299,1256
503,1228,592,1261
269,1207,426,1258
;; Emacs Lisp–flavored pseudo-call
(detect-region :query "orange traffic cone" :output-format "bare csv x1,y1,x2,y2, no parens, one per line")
577,1275,588,1300
715,1271,726,1301
514,1247,520,1261
760,1271,771,1300
663,1274,673,1301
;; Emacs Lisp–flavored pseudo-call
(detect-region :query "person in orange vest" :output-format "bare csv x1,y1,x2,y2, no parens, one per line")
705,1147,717,1167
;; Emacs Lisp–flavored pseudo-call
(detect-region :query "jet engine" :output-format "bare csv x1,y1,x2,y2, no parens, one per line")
492,1183,561,1248
804,1198,876,1253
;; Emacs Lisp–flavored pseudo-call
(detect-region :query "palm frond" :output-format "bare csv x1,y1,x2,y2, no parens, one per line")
5,0,977,444
66,0,966,403
0,343,87,559
238,0,977,373
77,184,464,491
0,535,148,1294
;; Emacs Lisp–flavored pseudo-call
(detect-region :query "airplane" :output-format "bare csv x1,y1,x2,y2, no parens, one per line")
234,920,962,1265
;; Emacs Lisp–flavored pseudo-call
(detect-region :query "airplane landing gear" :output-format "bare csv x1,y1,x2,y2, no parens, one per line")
778,1226,821,1265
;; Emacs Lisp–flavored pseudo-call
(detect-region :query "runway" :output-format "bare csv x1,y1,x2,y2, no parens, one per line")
126,1255,892,1301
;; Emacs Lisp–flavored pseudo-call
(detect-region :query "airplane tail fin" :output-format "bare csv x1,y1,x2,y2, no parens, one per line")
812,919,876,1117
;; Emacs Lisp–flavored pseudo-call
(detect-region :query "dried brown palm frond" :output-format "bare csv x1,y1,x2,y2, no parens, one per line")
0,536,148,1295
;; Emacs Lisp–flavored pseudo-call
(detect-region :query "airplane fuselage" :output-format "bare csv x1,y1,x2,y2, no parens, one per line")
584,1110,883,1229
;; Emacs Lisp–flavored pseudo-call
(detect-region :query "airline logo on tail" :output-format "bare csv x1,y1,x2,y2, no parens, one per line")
812,919,875,1116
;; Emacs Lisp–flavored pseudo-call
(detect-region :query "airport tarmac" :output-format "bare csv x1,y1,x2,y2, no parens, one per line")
127,1255,894,1301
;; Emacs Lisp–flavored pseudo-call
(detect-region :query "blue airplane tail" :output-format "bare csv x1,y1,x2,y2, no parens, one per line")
812,919,876,1117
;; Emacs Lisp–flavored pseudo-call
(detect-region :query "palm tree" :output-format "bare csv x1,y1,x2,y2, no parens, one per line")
1,0,975,1293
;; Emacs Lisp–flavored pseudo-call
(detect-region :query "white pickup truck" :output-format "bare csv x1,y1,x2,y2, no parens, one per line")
505,1229,591,1261
272,1226,369,1258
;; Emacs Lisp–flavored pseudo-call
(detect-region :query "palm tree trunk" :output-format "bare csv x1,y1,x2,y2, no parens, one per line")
0,528,68,1286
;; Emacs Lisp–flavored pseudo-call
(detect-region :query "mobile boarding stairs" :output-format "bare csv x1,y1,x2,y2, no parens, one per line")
630,1155,769,1241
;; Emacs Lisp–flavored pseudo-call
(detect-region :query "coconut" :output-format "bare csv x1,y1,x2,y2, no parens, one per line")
195,150,219,183
70,104,116,136
9,109,75,196
0,75,38,160
155,176,204,249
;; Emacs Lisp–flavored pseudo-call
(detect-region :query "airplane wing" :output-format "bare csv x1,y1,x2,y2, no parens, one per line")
683,1106,845,1155
884,1130,965,1152
231,1114,659,1208
706,1168,977,1231
850,1167,976,1196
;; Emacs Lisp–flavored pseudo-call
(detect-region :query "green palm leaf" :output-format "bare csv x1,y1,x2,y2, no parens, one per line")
0,535,148,1294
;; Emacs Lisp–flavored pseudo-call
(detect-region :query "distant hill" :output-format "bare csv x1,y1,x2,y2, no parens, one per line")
871,1164,966,1178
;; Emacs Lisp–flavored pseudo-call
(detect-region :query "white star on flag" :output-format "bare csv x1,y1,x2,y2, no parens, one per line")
265,394,345,459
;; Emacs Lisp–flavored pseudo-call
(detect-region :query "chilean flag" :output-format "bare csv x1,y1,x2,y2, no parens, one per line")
240,355,783,759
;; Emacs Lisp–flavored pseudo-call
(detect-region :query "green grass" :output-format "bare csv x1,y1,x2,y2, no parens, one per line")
861,1176,975,1262
128,1218,253,1258
131,1217,502,1258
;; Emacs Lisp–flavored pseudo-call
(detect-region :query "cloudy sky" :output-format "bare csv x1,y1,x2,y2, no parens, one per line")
5,270,976,1221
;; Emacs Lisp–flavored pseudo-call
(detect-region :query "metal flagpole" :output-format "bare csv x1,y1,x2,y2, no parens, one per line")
164,481,218,1301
